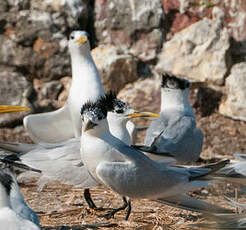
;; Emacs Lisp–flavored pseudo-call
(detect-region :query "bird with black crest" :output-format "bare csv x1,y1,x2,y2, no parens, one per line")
133,73,204,163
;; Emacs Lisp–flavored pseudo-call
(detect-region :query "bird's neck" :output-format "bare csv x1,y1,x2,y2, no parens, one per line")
70,52,104,94
83,120,110,140
107,116,131,145
0,185,11,208
161,89,193,115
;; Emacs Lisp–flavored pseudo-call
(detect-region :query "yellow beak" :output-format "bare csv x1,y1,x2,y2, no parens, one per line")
190,81,209,89
76,36,88,44
0,105,30,114
126,111,160,118
84,120,97,132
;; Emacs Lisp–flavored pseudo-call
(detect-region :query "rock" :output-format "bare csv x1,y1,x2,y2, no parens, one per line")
0,69,33,126
94,0,163,61
162,1,246,61
219,63,246,121
33,79,63,108
117,75,161,113
58,76,72,106
0,0,90,81
92,45,138,93
156,17,231,85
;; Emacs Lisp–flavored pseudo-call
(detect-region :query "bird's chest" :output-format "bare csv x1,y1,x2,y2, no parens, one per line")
81,136,115,181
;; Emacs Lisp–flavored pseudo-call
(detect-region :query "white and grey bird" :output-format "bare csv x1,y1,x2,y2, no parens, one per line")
0,93,159,213
0,105,40,229
133,74,203,163
0,168,40,230
80,98,232,219
23,31,105,143
0,93,154,188
23,31,137,145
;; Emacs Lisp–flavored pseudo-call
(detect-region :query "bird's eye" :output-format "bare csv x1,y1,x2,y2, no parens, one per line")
116,109,124,114
70,35,75,40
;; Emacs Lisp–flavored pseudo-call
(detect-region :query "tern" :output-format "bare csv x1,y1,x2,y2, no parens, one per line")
80,97,232,220
133,74,204,163
0,105,40,229
0,169,40,230
0,93,159,212
23,31,105,143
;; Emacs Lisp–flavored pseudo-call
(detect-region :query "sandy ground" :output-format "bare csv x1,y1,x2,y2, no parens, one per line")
1,89,246,229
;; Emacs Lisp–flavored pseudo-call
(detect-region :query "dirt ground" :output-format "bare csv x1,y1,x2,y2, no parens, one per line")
1,89,246,229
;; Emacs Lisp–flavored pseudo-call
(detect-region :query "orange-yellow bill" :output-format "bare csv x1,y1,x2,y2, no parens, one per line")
0,105,30,114
76,35,88,44
126,111,160,118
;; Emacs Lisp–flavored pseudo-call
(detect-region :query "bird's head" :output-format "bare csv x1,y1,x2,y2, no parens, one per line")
81,100,108,134
161,74,191,91
68,30,90,54
98,92,160,123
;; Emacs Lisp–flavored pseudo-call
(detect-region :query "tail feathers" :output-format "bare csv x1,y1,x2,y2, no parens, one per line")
157,194,233,214
202,160,230,174
188,160,230,181
189,214,246,229
131,145,174,157
0,142,37,153
0,157,41,173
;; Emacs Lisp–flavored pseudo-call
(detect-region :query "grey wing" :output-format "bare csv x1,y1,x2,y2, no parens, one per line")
96,161,165,199
18,141,96,187
145,117,167,146
23,104,74,143
146,116,203,162
217,162,246,178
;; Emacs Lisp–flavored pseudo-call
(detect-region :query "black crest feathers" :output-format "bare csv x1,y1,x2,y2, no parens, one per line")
161,74,190,90
80,101,96,116
97,91,117,111
0,170,13,195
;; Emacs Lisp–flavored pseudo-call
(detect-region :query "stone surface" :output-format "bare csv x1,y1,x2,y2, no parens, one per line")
94,0,164,61
162,1,246,60
117,75,161,113
0,69,33,126
58,76,72,106
92,45,138,93
219,63,246,121
0,0,90,81
33,79,63,108
156,16,231,85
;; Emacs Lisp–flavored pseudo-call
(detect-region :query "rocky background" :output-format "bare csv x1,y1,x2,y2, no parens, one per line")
1,1,246,229
1,0,246,147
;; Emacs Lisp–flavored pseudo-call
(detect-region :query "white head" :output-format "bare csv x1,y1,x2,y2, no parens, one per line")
68,30,91,56
81,100,108,136
160,74,195,113
161,74,191,99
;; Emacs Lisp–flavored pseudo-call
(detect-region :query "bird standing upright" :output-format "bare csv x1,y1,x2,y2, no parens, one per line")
134,74,203,163
24,31,105,143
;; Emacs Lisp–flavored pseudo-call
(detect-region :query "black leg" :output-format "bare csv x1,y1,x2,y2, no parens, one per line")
125,199,131,220
100,196,128,220
84,188,97,210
